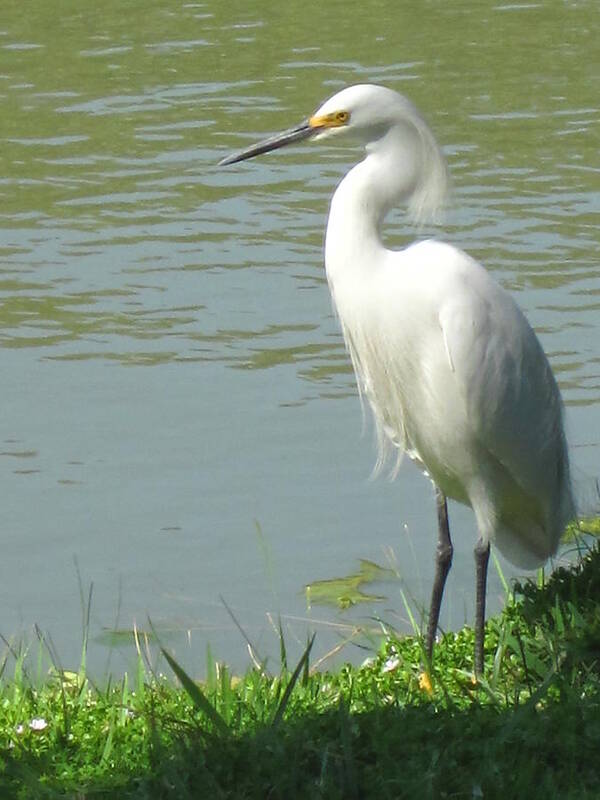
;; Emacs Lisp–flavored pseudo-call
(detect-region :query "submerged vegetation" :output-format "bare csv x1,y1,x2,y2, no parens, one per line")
1,540,600,799
305,558,395,609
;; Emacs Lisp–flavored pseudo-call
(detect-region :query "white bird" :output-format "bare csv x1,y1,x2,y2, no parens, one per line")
219,84,575,674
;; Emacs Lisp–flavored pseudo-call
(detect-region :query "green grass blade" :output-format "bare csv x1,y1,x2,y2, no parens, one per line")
271,633,315,730
278,615,287,672
205,643,217,691
492,552,510,597
100,717,115,765
160,647,229,736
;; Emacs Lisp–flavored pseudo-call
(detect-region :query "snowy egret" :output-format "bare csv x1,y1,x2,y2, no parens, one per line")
219,84,575,674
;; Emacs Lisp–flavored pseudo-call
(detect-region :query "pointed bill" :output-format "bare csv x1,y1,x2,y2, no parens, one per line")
218,120,321,166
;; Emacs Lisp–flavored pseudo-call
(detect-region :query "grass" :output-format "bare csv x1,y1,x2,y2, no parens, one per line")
1,541,600,799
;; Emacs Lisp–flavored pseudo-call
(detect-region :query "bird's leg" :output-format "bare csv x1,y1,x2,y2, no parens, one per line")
425,488,453,666
474,537,491,675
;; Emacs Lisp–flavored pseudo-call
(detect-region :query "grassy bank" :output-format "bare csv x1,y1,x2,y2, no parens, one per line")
1,542,600,799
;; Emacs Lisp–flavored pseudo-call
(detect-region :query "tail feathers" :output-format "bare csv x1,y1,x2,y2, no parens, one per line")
493,489,575,570
494,521,558,570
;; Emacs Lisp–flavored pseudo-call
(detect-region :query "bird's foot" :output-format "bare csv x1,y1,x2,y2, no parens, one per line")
418,670,433,696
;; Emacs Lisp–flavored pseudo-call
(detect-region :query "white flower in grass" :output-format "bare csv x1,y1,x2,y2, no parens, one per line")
29,718,48,732
382,656,400,673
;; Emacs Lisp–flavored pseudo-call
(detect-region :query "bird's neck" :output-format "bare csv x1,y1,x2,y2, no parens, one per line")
325,133,421,294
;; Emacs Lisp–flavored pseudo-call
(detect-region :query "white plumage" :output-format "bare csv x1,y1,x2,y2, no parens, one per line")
332,236,571,566
219,83,575,674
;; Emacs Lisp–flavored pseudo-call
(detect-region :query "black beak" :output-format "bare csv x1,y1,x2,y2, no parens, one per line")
218,121,319,166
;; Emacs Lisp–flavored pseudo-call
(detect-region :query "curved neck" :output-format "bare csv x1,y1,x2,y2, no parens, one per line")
324,129,421,290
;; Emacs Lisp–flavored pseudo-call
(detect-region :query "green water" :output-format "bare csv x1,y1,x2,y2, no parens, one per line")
1,0,598,675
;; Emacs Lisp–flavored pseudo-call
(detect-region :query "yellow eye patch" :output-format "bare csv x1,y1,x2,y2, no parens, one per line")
309,109,350,129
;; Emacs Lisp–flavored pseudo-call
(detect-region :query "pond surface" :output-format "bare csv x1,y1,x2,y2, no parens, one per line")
1,0,598,676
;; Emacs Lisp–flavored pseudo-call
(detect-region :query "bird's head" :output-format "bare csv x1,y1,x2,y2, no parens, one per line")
218,83,448,222
308,84,423,147
218,84,425,164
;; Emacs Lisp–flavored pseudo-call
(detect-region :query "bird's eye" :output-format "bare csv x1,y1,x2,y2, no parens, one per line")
335,111,350,125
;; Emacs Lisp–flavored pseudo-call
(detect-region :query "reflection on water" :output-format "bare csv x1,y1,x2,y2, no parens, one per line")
0,0,598,676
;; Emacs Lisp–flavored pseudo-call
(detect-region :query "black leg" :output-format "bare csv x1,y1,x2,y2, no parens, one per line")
474,537,490,675
425,488,453,665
